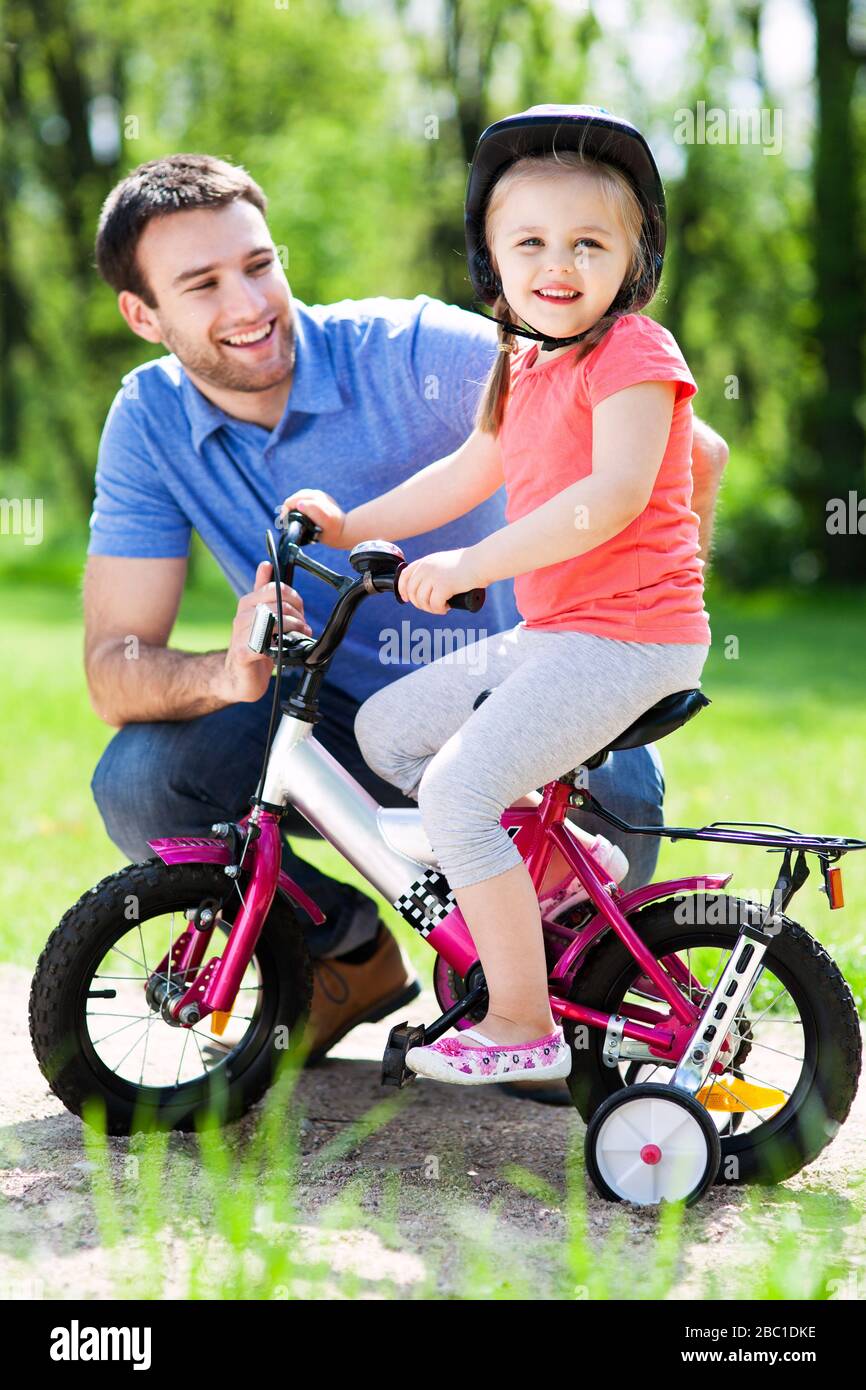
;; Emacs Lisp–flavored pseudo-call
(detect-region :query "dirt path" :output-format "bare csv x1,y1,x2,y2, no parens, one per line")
2,963,865,1300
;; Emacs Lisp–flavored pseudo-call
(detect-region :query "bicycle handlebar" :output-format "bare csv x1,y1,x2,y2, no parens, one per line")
276,509,487,612
250,512,487,666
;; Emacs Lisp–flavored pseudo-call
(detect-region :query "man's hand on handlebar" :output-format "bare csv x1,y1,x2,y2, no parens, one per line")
397,548,484,616
223,560,313,704
279,489,346,548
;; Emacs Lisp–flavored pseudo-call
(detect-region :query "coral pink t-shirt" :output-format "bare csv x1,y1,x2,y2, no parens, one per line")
500,313,711,645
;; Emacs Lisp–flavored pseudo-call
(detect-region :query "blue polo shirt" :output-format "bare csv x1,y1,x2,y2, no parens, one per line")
88,294,520,701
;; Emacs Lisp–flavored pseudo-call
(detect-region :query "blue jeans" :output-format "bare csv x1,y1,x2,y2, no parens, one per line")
89,675,667,958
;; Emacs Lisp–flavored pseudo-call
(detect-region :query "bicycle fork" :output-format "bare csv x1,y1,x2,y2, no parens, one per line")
156,717,479,1025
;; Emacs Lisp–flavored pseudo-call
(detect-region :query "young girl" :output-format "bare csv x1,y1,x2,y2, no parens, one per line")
280,105,711,1085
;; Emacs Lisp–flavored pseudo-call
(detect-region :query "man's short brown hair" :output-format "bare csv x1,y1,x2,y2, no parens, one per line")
95,153,268,305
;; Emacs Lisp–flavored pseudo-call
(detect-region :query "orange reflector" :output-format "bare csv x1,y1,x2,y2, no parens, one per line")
698,1077,786,1113
826,865,844,909
210,1010,232,1036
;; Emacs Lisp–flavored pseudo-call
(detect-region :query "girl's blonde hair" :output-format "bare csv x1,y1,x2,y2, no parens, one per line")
475,150,656,434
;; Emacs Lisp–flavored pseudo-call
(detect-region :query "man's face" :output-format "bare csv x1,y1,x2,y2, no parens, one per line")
129,201,294,393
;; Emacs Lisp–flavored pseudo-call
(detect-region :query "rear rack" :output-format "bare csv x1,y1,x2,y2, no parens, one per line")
569,791,865,920
572,791,866,859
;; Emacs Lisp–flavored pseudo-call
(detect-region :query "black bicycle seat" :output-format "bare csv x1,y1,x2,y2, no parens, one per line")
585,689,710,768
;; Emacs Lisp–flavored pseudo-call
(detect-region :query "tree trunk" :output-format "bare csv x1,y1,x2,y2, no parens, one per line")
0,8,30,460
806,0,865,582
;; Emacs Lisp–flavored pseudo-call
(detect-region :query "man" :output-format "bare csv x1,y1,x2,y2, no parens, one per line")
86,153,728,1069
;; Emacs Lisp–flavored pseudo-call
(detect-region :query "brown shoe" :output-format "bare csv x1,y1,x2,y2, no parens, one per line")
303,922,421,1065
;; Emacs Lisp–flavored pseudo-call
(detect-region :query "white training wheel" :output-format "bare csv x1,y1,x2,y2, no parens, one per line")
584,1082,721,1207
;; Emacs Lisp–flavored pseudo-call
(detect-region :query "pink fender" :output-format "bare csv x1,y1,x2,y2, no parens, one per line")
549,871,734,982
147,835,326,925
615,872,733,917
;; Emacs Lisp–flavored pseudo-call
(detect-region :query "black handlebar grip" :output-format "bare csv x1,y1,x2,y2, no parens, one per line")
277,509,322,584
390,563,485,612
276,528,297,586
447,587,486,613
282,509,322,546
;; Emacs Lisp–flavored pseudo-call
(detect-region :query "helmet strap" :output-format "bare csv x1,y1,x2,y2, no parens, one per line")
492,315,594,353
470,291,599,352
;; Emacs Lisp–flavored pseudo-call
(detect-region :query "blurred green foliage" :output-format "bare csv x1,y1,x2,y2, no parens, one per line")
0,0,864,588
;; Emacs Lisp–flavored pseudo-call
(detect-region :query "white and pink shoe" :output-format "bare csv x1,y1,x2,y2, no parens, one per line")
405,1025,572,1086
539,833,629,919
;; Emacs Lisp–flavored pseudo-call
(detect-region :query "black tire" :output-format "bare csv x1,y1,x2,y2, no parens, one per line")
29,860,313,1135
563,894,861,1185
585,1082,721,1206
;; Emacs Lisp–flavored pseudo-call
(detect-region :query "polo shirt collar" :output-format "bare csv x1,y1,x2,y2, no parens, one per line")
282,299,345,420
181,299,345,454
182,371,229,453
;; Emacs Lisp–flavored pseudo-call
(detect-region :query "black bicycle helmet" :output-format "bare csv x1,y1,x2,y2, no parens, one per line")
465,104,666,349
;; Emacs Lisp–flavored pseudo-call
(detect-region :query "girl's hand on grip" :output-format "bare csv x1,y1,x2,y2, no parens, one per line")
397,548,482,615
279,489,346,548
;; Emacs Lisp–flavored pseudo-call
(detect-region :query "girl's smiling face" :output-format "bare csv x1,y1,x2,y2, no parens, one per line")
488,166,634,356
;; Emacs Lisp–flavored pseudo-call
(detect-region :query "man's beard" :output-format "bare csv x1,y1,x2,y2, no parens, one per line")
159,314,295,393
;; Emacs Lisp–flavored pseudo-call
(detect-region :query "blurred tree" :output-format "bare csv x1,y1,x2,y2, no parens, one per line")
393,0,600,307
799,0,865,582
0,0,433,527
656,1,826,588
0,0,863,594
1,0,124,510
0,10,28,460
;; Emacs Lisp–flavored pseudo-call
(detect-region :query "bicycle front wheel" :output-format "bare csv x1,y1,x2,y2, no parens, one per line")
29,860,313,1135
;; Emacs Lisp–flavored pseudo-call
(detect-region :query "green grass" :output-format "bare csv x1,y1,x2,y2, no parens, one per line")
18,1067,866,1300
1,578,865,1004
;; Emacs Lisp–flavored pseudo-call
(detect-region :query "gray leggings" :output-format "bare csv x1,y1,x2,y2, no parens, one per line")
354,623,710,891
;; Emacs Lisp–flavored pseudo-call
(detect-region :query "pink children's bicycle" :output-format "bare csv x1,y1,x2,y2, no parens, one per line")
30,513,865,1206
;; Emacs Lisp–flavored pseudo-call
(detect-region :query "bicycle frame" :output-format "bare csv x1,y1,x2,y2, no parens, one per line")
147,712,730,1052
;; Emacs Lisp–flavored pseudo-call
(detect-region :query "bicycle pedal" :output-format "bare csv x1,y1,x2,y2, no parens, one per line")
381,1021,426,1088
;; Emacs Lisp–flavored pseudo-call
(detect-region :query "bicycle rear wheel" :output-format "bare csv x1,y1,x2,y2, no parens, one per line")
563,893,861,1184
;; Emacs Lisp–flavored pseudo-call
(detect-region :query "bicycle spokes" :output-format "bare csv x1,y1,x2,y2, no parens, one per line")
86,907,263,1089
